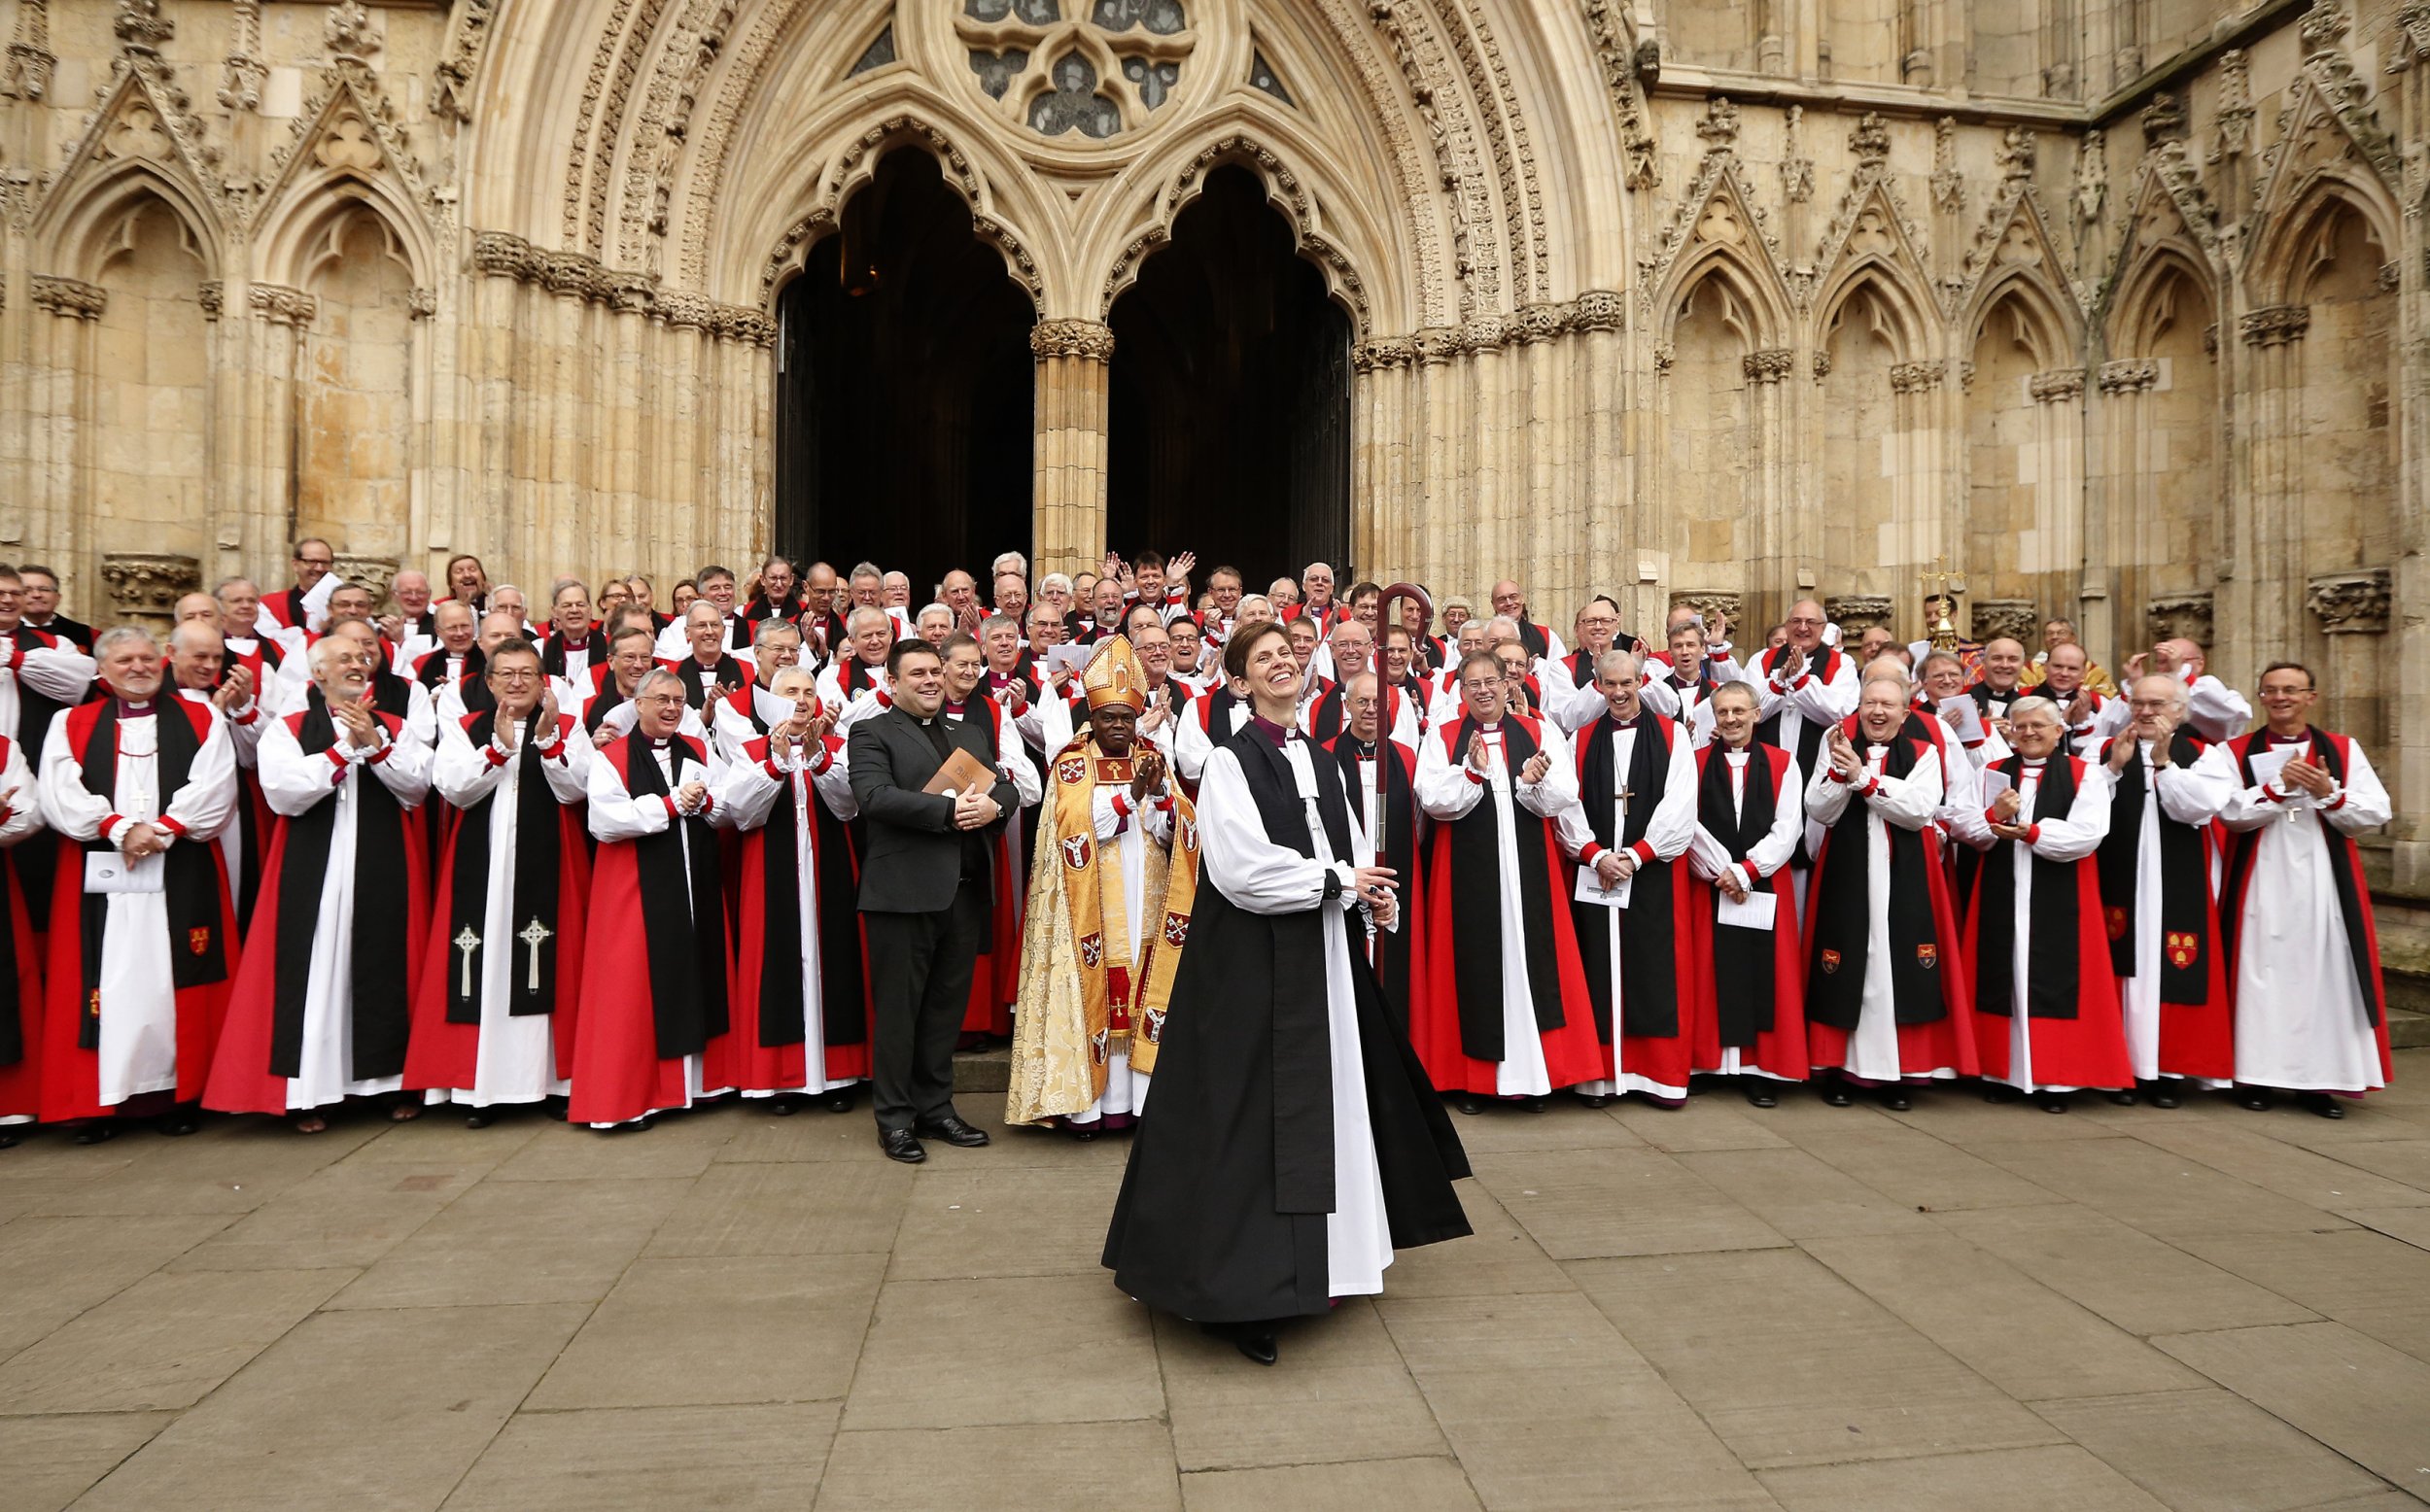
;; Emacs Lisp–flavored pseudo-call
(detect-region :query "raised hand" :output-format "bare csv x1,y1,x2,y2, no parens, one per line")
1466,733,1491,773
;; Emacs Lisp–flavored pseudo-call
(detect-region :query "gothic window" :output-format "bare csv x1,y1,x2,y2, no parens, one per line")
956,0,1192,139
1249,50,1293,105
1028,52,1122,137
850,23,897,74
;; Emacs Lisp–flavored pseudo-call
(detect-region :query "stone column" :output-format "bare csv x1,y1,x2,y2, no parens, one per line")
1030,319,1113,580
2238,304,2308,669
1742,347,1794,631
23,276,105,581
2028,365,2087,653
2095,358,2159,666
246,285,316,585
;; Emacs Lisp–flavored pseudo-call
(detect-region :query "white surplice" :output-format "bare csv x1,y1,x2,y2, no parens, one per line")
1552,718,1699,1098
1069,781,1174,1124
1804,741,1951,1082
39,704,238,1107
1687,746,1806,1079
1948,760,2113,1091
2115,739,2237,1082
2218,736,2392,1092
583,735,739,1124
713,735,862,1097
424,714,595,1107
1414,717,1579,1096
1197,737,1393,1300
256,706,433,1109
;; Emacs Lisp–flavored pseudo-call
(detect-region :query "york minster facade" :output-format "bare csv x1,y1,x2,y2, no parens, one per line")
0,0,2422,885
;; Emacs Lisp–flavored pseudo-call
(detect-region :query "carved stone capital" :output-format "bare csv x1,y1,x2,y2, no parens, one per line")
1570,290,1625,331
2098,358,2159,393
331,554,399,606
470,230,534,280
1652,341,1676,376
1889,360,1944,394
248,283,318,327
655,291,714,331
1669,590,1743,627
1461,315,1509,353
2143,592,2214,648
538,250,604,300
30,275,106,320
197,281,224,320
1823,594,1894,632
1352,337,1416,372
1412,327,1462,365
1028,319,1115,362
1971,599,2041,646
407,287,437,320
1742,348,1794,384
98,552,200,623
2306,568,2390,635
713,306,777,348
1510,303,1569,345
2239,304,2310,347
2029,367,2086,402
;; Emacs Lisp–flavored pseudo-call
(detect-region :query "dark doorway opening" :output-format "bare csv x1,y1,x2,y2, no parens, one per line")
1106,164,1351,591
773,148,1033,599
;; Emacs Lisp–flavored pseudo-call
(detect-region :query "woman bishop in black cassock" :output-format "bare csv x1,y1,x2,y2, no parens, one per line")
1102,621,1470,1366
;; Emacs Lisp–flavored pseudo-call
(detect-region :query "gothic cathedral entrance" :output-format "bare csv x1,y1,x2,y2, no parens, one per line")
1107,165,1351,587
773,148,1035,598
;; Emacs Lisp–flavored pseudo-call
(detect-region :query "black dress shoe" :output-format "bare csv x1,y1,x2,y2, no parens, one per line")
1575,1092,1615,1109
772,1097,799,1117
465,1110,494,1130
914,1114,991,1148
822,1088,857,1115
2147,1085,2182,1110
1525,1095,1551,1114
2033,1091,2071,1115
1742,1080,1778,1109
879,1127,927,1163
154,1107,201,1137
1820,1082,1854,1108
1879,1089,1913,1113
1453,1094,1483,1116
2235,1088,2273,1113
2300,1092,2345,1120
1983,1083,2024,1104
1201,1321,1278,1366
0,1127,18,1149
71,1121,120,1145
2104,1088,2137,1107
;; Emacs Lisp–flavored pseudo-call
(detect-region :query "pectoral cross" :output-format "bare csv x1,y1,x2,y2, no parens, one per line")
1616,780,1634,837
518,916,554,994
453,926,481,998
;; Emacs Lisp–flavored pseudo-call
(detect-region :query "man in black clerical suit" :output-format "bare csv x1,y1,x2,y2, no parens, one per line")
848,637,1013,1163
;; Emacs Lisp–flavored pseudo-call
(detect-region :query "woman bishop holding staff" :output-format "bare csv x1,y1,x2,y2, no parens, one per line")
1103,620,1470,1367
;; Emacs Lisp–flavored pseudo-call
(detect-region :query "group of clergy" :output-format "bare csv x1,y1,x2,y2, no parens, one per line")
0,541,2396,1150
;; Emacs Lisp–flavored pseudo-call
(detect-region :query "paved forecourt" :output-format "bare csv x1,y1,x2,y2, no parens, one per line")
5,1050,2430,1511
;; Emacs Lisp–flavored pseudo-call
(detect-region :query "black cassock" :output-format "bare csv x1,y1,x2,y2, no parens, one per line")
1102,723,1469,1323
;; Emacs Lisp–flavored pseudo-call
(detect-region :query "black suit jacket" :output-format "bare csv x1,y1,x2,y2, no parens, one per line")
848,705,1012,914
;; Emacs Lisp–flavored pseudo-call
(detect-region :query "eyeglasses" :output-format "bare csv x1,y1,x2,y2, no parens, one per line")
635,693,685,706
1461,677,1505,693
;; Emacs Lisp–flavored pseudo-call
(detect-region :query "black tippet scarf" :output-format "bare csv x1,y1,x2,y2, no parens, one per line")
732,690,868,1051
70,703,230,1051
539,633,595,681
1441,716,1566,1059
1573,710,1681,1040
1699,743,1782,1047
1227,724,1359,1213
1961,680,2022,726
1806,732,1947,1029
443,711,568,1024
1971,755,2085,1019
417,644,485,693
676,654,746,708
836,656,885,701
1754,642,1841,866
0,740,21,1065
1331,732,1417,1033
584,677,638,736
1514,618,1549,660
2221,729,2380,1026
369,667,415,721
269,689,414,1081
617,733,731,1058
2096,729,2211,1001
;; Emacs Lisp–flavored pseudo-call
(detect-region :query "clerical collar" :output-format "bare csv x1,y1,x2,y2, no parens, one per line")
944,701,967,715
648,737,673,750
1348,735,1377,757
116,698,154,717
1249,715,1294,747
2020,757,2047,769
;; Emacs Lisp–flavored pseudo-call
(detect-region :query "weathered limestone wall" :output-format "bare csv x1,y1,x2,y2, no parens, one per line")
0,0,2423,887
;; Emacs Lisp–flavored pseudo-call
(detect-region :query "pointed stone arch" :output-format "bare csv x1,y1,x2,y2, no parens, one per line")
31,65,227,276
249,62,439,292
1957,189,2083,360
747,105,1052,313
1091,126,1380,336
2245,52,2399,302
1643,152,1792,339
2247,172,2400,310
1812,175,1933,328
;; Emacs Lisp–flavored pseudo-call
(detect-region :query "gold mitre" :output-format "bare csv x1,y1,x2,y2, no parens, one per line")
1082,635,1148,712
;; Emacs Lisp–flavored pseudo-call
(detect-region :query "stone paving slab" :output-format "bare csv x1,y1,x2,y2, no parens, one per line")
0,1048,2423,1509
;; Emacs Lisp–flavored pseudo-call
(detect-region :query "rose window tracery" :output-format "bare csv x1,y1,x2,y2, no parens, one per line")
955,0,1194,139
